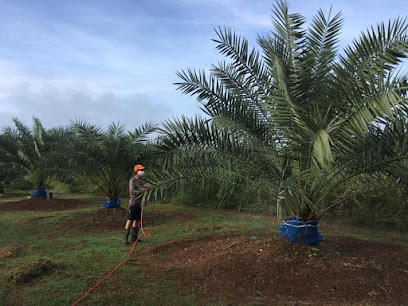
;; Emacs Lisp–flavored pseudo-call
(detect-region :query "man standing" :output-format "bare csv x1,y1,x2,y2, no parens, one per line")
123,164,149,245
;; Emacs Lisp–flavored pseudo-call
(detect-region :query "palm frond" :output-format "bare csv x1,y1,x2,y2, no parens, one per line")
296,8,343,103
129,121,158,143
212,26,271,97
340,17,408,75
271,0,305,66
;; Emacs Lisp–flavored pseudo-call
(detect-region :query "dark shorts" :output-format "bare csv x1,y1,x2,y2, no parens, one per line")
126,205,141,221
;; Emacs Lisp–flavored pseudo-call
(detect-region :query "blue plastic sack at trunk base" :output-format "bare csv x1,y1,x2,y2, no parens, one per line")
279,216,323,245
103,196,121,208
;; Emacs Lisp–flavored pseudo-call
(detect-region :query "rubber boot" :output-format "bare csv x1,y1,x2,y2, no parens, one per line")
123,229,130,245
132,227,140,242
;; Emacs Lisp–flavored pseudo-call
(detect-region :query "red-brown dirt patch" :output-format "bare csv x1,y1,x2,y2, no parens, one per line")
0,198,91,211
136,233,408,305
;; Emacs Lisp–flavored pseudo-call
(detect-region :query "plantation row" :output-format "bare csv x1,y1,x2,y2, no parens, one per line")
2,0,408,233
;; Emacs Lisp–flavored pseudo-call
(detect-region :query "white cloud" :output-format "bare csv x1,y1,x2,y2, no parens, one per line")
0,61,180,131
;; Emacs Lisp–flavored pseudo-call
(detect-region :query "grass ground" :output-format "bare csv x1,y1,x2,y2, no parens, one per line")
1,193,408,305
0,194,271,305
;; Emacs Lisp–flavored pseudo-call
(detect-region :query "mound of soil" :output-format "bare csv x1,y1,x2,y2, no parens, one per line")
138,234,408,305
0,198,91,211
7,258,56,284
0,246,18,259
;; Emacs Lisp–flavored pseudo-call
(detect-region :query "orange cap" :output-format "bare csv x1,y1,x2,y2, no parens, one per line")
134,164,145,172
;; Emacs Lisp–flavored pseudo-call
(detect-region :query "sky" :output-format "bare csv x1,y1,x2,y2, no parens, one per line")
0,0,407,132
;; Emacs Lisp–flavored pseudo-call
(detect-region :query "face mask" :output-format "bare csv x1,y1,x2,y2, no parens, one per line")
138,170,145,176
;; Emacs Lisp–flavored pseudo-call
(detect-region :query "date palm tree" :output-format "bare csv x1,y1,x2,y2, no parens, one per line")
0,117,69,196
149,0,408,229
72,121,157,205
0,132,22,193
